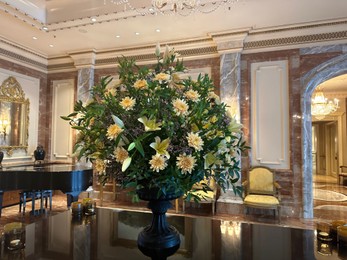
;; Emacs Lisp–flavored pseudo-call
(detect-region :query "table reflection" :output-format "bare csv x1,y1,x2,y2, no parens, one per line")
0,208,320,259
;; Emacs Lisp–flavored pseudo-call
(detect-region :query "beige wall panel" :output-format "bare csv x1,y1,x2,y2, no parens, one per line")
251,61,289,169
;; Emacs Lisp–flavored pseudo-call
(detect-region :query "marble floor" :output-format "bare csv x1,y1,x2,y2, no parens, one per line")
0,174,346,233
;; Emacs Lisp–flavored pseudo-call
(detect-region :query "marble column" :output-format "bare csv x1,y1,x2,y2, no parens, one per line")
218,52,243,204
69,50,96,103
210,30,249,205
77,67,94,103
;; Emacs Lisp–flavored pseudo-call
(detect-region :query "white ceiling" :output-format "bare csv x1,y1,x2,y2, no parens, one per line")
1,0,347,57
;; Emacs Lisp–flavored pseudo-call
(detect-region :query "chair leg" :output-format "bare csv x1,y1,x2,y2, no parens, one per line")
23,193,27,214
19,193,22,213
49,192,52,210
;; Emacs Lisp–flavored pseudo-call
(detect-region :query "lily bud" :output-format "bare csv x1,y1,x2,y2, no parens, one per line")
155,42,161,57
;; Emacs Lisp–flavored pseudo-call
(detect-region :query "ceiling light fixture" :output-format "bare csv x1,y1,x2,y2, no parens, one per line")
311,87,339,120
151,0,238,15
152,0,198,11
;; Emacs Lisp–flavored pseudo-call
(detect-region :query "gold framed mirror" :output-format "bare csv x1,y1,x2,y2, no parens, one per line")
0,76,29,156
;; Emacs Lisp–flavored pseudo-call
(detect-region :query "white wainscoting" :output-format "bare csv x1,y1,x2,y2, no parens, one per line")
251,61,289,169
51,79,74,162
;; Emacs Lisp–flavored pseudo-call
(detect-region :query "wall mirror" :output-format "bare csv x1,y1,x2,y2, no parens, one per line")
0,76,29,156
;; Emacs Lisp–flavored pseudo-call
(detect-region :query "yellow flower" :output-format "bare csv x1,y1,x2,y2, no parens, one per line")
184,90,200,102
149,154,168,172
120,96,136,111
134,79,148,90
105,86,117,96
208,91,220,104
138,117,162,132
150,136,170,159
154,72,171,82
107,124,123,140
114,146,129,163
172,99,189,116
187,132,204,151
176,154,196,174
95,159,106,173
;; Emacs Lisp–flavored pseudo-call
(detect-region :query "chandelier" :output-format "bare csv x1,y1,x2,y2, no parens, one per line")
311,87,339,120
151,0,237,15
152,0,198,11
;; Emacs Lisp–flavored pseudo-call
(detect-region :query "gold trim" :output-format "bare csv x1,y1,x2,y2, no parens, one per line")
0,76,30,156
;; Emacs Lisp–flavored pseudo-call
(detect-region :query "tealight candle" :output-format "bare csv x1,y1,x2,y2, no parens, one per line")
317,222,332,241
4,222,25,250
71,202,83,217
10,239,21,247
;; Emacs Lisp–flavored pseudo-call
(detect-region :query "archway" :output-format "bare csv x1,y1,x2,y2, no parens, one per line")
302,53,347,218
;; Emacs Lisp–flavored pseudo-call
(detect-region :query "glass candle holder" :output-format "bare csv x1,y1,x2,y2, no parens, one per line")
3,222,25,251
316,222,332,241
82,198,96,216
71,202,83,217
337,225,347,245
332,220,346,241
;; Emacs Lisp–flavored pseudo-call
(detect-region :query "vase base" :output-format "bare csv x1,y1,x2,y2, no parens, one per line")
137,225,180,260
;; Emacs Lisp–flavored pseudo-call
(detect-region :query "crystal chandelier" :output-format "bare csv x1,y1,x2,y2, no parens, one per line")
311,88,339,120
152,0,198,11
151,0,237,14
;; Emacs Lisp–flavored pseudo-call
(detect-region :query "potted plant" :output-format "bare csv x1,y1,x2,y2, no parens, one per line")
62,44,249,257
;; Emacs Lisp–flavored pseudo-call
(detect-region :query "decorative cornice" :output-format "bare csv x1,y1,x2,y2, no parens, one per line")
249,19,347,35
244,31,347,50
0,47,47,71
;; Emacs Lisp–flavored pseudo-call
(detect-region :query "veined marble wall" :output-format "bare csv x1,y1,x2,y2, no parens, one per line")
241,44,347,218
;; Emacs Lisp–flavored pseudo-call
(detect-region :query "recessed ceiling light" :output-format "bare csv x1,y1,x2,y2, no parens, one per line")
116,35,120,38
42,26,48,31
155,29,160,33
32,36,38,40
91,17,97,22
135,32,140,35
49,44,54,48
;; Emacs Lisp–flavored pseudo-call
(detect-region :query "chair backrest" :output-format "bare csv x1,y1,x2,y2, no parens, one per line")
247,167,275,195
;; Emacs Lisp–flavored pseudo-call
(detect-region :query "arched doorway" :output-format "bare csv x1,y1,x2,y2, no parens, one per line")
302,53,347,218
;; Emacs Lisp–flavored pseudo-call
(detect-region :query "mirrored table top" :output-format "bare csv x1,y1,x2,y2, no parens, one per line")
0,207,344,259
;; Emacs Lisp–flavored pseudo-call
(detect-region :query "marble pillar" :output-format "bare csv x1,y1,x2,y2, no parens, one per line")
218,52,243,204
77,67,94,103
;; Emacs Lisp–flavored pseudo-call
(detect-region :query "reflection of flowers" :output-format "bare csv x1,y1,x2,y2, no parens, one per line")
62,44,249,200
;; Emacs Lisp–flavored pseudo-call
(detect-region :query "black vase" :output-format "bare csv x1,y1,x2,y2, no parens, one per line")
137,188,181,260
34,145,45,162
0,151,3,167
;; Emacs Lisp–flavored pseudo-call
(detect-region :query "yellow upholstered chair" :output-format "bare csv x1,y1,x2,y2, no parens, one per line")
242,166,281,220
182,178,217,215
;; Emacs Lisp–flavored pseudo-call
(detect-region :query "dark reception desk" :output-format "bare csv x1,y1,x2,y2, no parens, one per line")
0,207,342,260
0,163,93,216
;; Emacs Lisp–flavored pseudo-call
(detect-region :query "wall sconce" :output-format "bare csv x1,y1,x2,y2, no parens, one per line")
0,119,8,140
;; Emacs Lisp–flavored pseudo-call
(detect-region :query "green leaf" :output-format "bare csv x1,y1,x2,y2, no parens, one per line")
135,141,145,157
60,116,72,121
72,126,85,131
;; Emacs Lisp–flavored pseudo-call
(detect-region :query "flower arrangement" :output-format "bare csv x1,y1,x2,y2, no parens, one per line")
62,44,249,201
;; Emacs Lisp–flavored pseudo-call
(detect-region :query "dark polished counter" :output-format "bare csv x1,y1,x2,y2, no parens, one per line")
0,207,342,260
